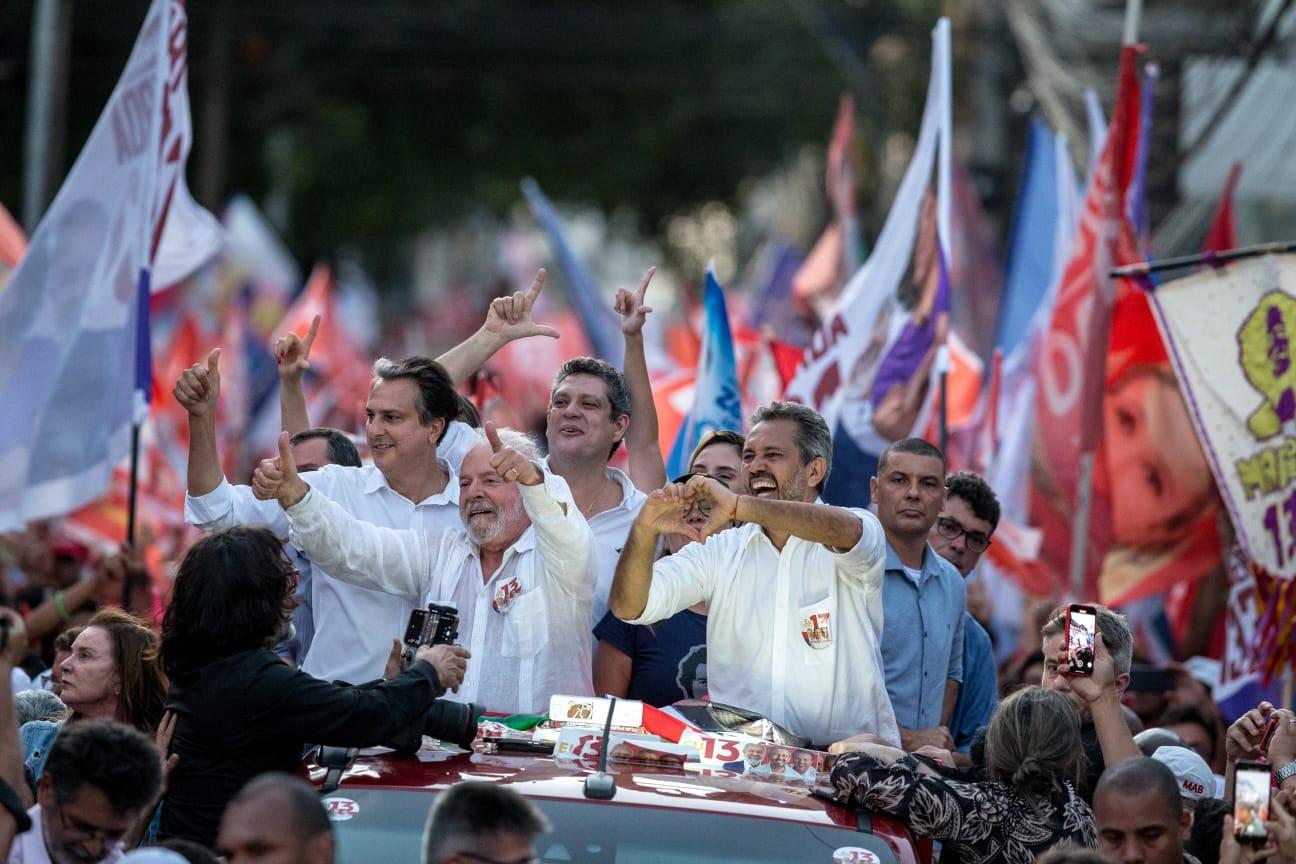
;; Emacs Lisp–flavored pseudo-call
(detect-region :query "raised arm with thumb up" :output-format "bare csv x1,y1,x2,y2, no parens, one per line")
173,348,221,418
252,431,311,509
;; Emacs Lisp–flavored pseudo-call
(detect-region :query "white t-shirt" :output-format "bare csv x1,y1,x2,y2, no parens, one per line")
627,507,899,746
541,459,645,625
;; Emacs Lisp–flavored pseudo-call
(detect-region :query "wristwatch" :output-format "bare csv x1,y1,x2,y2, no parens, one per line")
1277,760,1296,785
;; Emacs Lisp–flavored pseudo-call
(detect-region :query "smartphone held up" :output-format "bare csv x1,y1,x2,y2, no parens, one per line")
1233,760,1271,845
1065,604,1097,677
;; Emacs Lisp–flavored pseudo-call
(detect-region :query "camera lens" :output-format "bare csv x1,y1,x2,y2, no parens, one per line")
424,700,480,749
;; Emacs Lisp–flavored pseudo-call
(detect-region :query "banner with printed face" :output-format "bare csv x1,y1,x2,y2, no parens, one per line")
1148,254,1296,579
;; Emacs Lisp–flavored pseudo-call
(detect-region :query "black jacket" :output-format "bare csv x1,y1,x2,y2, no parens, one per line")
159,649,442,846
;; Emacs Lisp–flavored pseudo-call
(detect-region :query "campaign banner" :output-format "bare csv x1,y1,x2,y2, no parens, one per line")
1148,254,1296,579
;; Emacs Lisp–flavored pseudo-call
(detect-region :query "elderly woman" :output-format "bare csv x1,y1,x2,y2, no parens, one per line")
21,607,167,782
831,686,1095,863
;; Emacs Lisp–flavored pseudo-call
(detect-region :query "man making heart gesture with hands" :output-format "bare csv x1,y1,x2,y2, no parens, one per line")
609,401,898,748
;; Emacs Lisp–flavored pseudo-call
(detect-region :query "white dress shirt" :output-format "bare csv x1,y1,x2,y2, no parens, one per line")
542,458,645,625
185,420,480,685
285,469,596,715
626,507,900,747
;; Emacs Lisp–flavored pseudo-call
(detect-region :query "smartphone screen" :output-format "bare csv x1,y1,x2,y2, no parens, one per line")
1234,761,1271,843
1067,605,1097,676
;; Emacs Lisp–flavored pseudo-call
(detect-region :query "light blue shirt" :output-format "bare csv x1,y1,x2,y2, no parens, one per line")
273,547,314,667
881,543,966,730
949,612,997,751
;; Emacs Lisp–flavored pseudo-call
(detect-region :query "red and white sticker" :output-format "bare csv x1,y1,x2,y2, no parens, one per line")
833,848,880,864
801,611,832,649
323,797,360,822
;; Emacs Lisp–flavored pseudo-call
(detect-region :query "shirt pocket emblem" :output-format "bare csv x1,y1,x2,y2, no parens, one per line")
492,577,523,613
801,610,832,649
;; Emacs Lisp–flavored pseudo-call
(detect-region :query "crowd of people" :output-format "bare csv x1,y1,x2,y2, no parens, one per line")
0,266,1289,863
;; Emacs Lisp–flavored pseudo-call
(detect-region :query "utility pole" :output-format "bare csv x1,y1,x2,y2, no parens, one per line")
22,0,73,233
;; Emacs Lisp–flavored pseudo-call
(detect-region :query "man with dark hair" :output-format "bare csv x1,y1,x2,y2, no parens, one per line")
871,438,966,753
1158,704,1220,769
287,429,361,473
930,471,999,756
610,401,898,746
11,720,162,864
436,269,667,624
422,782,549,864
177,347,480,686
1093,757,1194,864
216,774,333,864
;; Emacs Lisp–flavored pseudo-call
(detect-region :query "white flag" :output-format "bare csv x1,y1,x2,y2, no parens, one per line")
0,0,215,529
785,18,952,455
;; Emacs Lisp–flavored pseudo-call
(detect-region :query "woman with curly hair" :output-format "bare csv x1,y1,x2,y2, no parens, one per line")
157,526,467,847
831,686,1095,863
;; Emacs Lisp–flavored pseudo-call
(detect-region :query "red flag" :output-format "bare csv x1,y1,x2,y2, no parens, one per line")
1029,44,1144,598
0,202,25,270
1202,162,1241,254
277,263,374,431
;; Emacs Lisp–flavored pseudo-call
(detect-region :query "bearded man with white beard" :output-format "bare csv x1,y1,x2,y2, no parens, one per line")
251,423,596,715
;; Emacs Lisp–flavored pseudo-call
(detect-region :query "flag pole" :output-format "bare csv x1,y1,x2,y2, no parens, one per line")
125,423,141,548
1069,0,1142,602
1110,241,1296,280
938,348,949,456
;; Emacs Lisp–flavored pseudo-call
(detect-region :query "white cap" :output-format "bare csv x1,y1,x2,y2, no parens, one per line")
1152,745,1215,801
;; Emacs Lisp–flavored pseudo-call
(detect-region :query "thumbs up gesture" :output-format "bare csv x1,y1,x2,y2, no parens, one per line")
485,422,542,486
252,431,310,508
173,348,221,418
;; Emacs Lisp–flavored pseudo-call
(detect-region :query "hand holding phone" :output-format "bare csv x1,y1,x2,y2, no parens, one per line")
1234,760,1272,846
1065,604,1098,677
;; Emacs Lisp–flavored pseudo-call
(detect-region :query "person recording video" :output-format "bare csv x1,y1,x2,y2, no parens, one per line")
157,526,472,848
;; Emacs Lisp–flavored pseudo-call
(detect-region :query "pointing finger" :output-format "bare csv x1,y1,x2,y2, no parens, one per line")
303,314,321,352
524,268,546,304
637,265,656,303
485,421,503,453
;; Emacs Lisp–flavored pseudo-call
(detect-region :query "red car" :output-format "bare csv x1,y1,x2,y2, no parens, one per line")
304,742,930,864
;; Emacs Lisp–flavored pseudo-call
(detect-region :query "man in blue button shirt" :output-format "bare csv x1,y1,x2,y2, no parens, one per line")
872,438,966,752
928,471,999,754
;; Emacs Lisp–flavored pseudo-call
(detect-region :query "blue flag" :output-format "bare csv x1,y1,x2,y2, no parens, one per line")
995,119,1060,356
666,265,743,479
520,178,622,365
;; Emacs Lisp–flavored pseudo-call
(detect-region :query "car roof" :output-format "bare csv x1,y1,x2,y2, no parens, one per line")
305,744,924,864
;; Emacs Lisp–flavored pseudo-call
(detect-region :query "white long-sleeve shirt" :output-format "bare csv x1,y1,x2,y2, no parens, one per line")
285,469,596,714
626,507,899,747
184,420,480,684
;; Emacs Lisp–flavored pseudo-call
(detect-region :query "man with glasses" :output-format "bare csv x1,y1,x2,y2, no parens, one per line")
10,720,161,864
928,471,1000,756
422,782,549,864
871,438,966,753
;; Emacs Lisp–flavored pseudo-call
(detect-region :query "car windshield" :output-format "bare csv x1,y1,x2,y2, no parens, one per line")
323,787,897,864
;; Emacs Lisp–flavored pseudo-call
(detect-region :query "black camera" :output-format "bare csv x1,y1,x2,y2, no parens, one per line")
401,603,459,669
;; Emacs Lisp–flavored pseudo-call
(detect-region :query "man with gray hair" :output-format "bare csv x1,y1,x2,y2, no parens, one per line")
422,782,549,864
254,422,596,714
610,401,898,746
1041,603,1141,803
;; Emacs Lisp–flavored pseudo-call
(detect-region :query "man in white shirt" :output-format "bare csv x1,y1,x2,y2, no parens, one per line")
610,401,899,747
435,269,667,623
253,423,596,715
10,722,161,864
176,352,477,686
